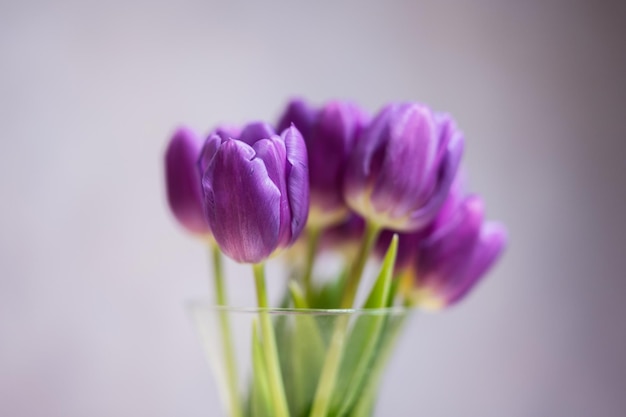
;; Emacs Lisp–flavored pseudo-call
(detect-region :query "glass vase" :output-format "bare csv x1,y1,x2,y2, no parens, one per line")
188,301,412,417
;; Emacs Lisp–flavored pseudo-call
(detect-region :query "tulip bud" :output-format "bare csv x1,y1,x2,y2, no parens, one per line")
277,99,369,228
411,195,507,310
344,102,464,231
200,123,309,263
164,126,210,235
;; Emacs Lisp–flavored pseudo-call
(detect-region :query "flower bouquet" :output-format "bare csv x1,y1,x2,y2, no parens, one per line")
164,99,507,417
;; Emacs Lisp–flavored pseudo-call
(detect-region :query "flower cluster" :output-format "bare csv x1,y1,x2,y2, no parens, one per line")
165,98,506,311
165,97,507,417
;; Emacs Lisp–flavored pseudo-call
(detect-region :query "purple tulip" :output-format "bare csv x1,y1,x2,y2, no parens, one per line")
344,102,464,231
412,195,507,310
277,99,369,228
164,126,210,235
199,123,309,263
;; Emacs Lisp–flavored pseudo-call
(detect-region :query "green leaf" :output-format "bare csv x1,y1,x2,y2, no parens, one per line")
288,281,309,309
347,314,410,417
330,235,399,416
386,274,401,308
347,392,376,417
287,281,327,416
363,234,398,309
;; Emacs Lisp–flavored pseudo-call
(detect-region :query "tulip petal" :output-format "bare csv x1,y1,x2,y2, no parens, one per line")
430,170,466,230
252,137,291,247
345,104,395,193
343,104,396,224
239,122,276,145
203,139,281,263
282,125,310,243
446,222,507,305
309,101,366,212
165,126,209,235
214,125,240,140
407,126,464,229
434,113,454,164
197,133,226,176
371,104,439,218
418,196,484,283
276,98,317,138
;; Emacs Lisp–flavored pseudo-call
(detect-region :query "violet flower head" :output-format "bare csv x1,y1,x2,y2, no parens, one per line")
164,126,210,235
277,99,369,228
199,122,309,263
344,102,464,231
412,195,507,310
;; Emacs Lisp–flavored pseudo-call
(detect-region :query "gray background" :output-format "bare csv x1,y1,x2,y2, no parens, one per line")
1,1,626,416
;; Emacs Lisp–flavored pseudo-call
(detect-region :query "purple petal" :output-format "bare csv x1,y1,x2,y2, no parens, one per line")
407,124,464,229
238,122,276,145
164,126,210,235
434,113,454,164
371,103,440,218
203,139,280,263
309,101,368,214
213,125,240,140
197,133,226,176
281,125,310,244
252,137,290,247
446,222,507,306
430,170,466,230
344,103,396,201
418,196,484,279
276,98,318,138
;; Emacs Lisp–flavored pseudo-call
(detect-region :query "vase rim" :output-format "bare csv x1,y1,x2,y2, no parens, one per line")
186,298,413,316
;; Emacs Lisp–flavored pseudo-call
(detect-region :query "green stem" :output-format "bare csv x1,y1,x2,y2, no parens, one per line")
211,245,243,417
303,227,321,305
212,244,227,306
253,263,290,417
340,221,381,309
308,314,350,417
308,221,381,417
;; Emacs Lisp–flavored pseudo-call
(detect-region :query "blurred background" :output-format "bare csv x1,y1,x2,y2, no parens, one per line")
1,1,626,416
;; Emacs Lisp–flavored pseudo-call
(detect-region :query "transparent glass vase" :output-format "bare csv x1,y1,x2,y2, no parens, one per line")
188,301,412,417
